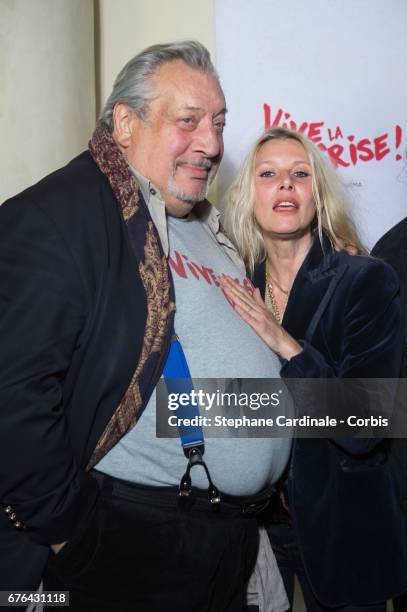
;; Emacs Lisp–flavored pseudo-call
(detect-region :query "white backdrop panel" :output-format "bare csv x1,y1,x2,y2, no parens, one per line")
215,0,407,248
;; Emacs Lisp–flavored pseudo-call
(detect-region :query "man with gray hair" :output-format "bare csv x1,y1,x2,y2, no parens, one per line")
0,41,289,610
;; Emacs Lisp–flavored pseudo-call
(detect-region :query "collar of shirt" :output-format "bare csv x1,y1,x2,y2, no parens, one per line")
130,165,169,255
129,164,245,273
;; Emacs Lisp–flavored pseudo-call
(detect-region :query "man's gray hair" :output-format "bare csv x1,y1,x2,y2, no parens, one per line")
99,40,218,131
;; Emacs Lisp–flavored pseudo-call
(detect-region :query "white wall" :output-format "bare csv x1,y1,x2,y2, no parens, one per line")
1,0,216,203
97,0,215,112
0,0,95,202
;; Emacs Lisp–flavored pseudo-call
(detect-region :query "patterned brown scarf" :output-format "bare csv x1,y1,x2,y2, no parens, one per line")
86,122,175,469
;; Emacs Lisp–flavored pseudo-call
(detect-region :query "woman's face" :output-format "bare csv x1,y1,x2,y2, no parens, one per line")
253,138,316,239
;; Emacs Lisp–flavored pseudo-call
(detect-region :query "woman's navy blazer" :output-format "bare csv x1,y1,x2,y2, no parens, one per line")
253,237,407,606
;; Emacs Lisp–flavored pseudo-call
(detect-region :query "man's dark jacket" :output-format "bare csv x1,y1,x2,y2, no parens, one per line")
371,218,407,378
253,238,407,606
371,218,407,585
0,129,174,590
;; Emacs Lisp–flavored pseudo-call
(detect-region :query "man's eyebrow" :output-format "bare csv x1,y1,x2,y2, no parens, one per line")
176,105,228,116
214,107,228,118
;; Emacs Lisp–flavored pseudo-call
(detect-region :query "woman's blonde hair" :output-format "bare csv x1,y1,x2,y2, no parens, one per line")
223,127,366,273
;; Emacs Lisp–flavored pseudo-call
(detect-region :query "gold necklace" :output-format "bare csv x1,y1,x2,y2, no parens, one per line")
266,278,281,324
267,273,290,296
265,262,290,325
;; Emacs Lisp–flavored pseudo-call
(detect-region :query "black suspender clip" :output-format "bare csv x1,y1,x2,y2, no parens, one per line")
178,446,221,510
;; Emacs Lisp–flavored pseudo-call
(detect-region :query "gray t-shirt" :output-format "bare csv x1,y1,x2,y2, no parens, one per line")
96,214,291,496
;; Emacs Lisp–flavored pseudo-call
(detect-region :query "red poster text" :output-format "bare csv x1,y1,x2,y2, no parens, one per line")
263,104,404,167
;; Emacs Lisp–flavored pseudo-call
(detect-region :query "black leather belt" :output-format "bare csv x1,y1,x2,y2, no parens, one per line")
91,470,274,518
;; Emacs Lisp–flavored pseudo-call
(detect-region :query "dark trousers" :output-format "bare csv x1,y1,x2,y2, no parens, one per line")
267,522,385,612
44,472,260,611
395,592,407,612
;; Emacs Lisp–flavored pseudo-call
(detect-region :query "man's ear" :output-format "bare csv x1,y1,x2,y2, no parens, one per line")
112,103,138,149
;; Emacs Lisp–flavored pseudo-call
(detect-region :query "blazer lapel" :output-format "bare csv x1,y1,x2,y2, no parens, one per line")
282,238,348,341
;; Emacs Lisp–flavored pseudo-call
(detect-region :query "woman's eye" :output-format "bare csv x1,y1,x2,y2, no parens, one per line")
259,171,275,178
294,171,310,178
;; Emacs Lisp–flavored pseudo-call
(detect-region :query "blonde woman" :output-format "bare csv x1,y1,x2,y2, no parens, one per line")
221,127,407,612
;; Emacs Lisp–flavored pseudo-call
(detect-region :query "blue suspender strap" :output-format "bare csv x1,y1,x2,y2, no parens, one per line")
162,331,205,455
162,327,220,505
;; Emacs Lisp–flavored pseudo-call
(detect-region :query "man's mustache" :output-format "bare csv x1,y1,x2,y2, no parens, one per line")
175,158,213,171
